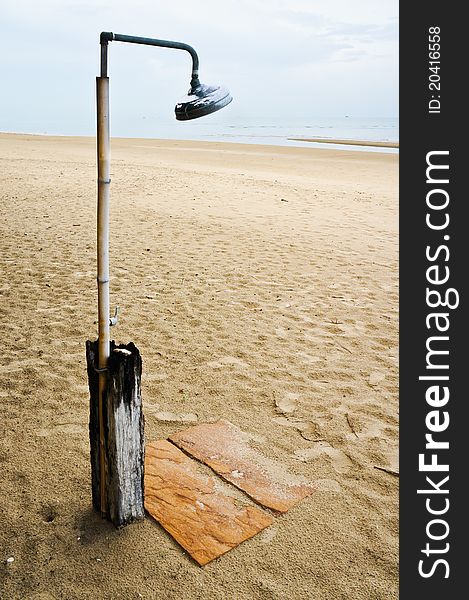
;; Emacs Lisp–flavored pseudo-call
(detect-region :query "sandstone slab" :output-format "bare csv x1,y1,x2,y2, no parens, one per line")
169,419,314,513
144,440,273,565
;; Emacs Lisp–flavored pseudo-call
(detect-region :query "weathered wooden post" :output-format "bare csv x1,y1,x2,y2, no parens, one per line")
86,341,145,526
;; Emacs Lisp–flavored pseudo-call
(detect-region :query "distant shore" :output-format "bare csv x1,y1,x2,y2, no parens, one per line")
289,137,399,148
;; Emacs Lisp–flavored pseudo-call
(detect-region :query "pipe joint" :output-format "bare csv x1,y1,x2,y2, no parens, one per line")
100,31,114,44
190,73,200,90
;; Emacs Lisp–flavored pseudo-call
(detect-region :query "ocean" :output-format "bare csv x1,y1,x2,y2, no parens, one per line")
137,115,399,153
2,116,398,153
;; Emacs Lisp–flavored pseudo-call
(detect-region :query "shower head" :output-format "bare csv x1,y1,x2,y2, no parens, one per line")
175,83,232,121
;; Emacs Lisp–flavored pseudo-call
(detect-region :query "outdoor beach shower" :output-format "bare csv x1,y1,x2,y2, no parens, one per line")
99,32,232,120
91,32,232,522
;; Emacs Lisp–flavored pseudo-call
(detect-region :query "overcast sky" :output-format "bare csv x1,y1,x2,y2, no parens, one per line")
0,0,398,136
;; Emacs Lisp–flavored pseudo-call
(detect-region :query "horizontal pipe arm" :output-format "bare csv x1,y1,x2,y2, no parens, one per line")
100,32,199,86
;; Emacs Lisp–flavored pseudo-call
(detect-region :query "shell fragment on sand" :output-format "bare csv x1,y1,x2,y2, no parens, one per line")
169,419,314,513
144,440,273,566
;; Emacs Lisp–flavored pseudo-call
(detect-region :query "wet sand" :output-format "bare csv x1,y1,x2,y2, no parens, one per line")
289,138,399,148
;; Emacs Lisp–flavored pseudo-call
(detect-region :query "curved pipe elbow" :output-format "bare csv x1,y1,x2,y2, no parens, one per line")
100,32,200,86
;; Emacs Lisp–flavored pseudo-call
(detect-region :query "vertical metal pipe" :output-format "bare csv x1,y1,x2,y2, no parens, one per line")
100,43,108,78
96,76,111,516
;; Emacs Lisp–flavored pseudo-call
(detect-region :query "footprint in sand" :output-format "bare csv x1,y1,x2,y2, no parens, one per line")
356,418,392,440
36,424,86,437
206,356,249,369
240,300,260,309
144,371,169,382
382,447,399,473
368,371,386,386
272,416,321,441
22,593,57,600
143,402,197,423
153,412,198,423
275,393,299,415
296,352,321,364
0,358,47,374
274,327,288,339
75,384,90,394
313,478,342,493
293,442,352,473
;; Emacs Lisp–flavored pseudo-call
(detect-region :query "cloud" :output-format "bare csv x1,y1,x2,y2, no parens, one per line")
0,0,398,133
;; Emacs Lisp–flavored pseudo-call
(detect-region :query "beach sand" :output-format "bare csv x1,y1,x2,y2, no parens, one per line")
0,133,398,599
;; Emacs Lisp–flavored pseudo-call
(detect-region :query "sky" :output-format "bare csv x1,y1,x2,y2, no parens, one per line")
0,0,398,136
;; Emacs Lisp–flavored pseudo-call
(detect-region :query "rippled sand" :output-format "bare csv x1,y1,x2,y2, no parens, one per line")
0,133,398,600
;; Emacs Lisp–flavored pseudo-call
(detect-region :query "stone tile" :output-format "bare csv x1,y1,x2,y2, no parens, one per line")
144,440,273,566
169,419,314,513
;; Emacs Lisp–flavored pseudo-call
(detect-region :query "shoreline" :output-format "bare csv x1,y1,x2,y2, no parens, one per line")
0,130,399,153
